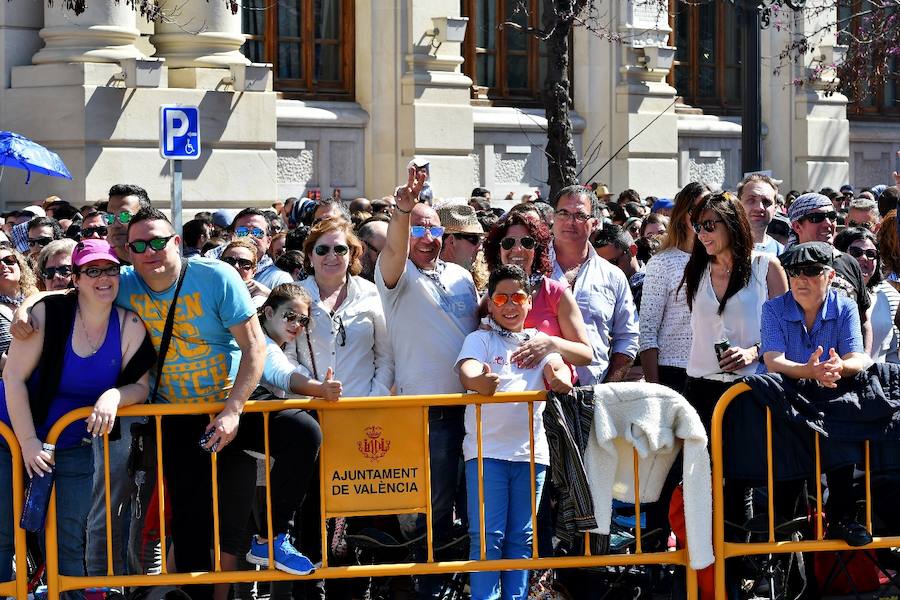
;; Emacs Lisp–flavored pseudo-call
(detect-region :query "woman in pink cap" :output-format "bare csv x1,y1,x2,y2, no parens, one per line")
0,238,155,590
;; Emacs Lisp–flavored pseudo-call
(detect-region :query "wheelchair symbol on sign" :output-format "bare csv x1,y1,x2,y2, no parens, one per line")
185,140,195,155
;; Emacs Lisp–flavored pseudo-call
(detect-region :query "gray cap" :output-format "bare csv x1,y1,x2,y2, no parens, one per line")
779,241,835,269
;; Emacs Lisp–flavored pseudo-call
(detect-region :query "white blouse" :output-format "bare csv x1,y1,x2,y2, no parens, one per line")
870,281,900,364
286,275,394,397
638,249,692,368
686,253,771,380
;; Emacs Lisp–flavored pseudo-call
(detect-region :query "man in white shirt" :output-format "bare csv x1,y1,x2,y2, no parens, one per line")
737,173,784,256
376,167,479,598
550,185,639,384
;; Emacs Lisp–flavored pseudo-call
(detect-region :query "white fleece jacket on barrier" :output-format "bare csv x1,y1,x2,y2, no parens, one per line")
584,382,714,569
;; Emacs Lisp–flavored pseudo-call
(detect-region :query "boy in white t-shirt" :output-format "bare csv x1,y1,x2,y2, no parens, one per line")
456,264,572,600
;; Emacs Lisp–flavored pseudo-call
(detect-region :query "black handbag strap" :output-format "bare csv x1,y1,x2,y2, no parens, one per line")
151,260,189,403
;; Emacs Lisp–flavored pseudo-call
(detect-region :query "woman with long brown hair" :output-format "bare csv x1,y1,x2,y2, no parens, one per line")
0,243,38,372
638,182,709,391
680,192,787,429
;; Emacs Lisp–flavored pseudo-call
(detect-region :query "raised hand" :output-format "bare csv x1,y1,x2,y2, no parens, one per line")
473,363,500,396
319,367,343,401
395,165,428,213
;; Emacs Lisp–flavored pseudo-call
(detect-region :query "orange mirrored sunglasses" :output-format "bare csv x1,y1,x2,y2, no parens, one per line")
490,291,529,307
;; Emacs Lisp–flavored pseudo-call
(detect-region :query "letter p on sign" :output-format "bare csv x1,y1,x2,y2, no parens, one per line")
160,105,200,160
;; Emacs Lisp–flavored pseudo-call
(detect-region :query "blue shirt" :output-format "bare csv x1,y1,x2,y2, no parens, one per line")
116,258,256,404
758,289,863,373
550,244,639,385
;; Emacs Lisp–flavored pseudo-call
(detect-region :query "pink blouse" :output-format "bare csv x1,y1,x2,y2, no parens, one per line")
525,276,567,337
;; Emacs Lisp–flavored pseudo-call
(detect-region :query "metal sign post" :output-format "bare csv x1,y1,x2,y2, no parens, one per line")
159,105,200,235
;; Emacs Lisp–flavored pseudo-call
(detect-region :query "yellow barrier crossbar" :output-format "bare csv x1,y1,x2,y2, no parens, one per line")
0,421,27,600
24,392,698,599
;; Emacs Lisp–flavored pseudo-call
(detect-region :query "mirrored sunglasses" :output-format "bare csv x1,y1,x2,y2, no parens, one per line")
235,226,266,239
282,310,311,328
128,235,174,254
410,225,445,239
490,291,529,307
103,211,133,226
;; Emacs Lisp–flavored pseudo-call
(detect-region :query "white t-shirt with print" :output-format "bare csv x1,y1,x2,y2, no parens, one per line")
376,258,479,395
455,329,561,465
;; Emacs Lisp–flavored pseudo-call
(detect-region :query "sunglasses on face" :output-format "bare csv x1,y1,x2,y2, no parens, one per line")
80,265,121,278
282,310,310,328
500,236,536,251
81,226,108,238
127,235,174,254
490,291,529,307
235,226,266,240
103,211,133,226
43,265,73,279
847,220,874,230
410,225,445,239
0,256,18,267
313,244,349,257
453,233,483,245
786,264,828,278
28,237,53,248
554,209,592,223
801,211,837,225
846,246,877,260
692,219,725,234
221,256,255,270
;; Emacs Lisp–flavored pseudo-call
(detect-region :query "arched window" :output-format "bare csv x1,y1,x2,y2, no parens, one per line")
461,0,554,106
670,0,743,115
242,0,355,99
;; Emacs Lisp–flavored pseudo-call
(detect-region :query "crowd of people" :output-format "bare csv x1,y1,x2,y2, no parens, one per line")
0,167,896,600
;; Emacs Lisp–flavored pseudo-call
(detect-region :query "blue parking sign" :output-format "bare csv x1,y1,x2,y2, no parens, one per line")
160,105,200,160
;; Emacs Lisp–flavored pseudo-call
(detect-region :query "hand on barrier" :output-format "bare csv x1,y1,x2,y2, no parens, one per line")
204,407,242,451
806,346,842,388
22,437,54,478
719,345,756,372
318,367,343,401
471,363,500,396
511,334,554,369
86,389,120,437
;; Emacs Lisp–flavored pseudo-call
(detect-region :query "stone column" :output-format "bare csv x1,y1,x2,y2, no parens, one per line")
151,0,249,68
31,0,144,64
762,0,849,190
576,0,678,196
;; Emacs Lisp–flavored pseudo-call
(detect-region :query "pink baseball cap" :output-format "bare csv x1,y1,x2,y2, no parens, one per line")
72,239,120,267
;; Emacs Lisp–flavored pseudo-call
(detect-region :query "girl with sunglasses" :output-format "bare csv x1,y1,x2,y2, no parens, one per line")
220,239,270,306
483,212,592,372
680,192,788,431
835,227,899,363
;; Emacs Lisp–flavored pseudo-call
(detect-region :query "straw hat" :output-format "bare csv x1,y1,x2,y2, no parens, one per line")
436,203,483,234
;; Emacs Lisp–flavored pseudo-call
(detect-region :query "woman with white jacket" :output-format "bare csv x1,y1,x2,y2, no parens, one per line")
287,217,394,396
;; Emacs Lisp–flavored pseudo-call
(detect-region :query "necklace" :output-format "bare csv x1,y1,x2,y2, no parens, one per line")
0,292,24,307
77,305,102,356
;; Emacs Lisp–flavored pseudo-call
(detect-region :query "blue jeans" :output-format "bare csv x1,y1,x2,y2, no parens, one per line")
465,458,546,600
0,444,94,597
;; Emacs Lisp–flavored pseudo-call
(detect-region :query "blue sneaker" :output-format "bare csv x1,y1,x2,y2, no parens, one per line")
246,533,316,576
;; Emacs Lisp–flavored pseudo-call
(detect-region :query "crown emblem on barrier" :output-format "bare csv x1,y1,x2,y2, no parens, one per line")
358,425,391,461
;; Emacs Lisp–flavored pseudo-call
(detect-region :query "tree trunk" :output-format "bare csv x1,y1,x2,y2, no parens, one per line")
542,0,579,203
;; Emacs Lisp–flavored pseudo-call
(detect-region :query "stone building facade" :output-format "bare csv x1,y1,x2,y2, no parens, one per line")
0,0,897,210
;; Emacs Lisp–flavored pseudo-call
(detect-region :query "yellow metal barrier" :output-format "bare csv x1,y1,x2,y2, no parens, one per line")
32,393,698,599
711,382,900,598
0,421,28,600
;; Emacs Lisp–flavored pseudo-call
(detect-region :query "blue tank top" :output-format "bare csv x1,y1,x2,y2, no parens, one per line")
0,307,122,449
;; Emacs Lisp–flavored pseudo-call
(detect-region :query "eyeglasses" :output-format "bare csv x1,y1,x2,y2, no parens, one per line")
334,315,346,347
786,264,828,278
282,310,310,328
81,226,108,239
221,256,255,270
103,211,133,226
554,209,592,223
42,265,73,279
692,219,725,234
0,256,18,267
27,237,53,248
410,225,445,239
847,220,875,231
800,211,838,225
235,226,266,240
127,235,174,254
500,236,536,251
453,233,483,245
846,247,877,260
314,244,349,256
80,265,121,278
490,291,529,307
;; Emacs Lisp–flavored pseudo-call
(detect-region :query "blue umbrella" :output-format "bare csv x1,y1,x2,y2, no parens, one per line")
0,131,72,184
